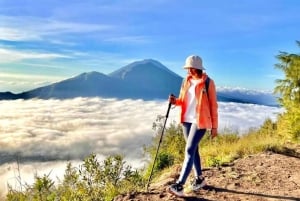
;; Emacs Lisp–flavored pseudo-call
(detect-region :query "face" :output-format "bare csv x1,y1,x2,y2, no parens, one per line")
188,68,202,78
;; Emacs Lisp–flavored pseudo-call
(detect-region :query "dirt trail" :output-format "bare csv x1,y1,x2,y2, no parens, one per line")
114,150,300,201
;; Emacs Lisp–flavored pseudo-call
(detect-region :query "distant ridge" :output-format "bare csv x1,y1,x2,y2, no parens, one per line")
0,59,278,106
0,91,19,100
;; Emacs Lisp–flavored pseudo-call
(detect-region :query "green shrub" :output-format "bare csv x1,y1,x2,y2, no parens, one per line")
7,154,145,201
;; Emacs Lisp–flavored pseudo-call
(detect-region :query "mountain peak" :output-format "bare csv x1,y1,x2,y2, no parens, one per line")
131,59,164,67
109,59,180,79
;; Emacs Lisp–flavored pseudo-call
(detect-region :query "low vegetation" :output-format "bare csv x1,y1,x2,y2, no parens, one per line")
7,155,145,201
6,42,299,200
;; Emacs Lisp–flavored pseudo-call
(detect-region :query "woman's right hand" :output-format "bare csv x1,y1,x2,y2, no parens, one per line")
168,94,176,105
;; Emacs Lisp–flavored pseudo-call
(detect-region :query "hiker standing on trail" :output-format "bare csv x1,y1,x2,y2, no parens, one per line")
168,55,218,197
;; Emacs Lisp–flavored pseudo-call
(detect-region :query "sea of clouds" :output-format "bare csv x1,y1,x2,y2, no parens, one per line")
0,98,283,197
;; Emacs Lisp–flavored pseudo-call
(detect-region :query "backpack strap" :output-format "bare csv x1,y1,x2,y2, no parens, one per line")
205,77,210,99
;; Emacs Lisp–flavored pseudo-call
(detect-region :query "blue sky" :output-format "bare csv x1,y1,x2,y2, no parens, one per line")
0,0,299,93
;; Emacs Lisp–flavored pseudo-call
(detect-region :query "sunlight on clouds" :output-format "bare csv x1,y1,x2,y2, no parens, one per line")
0,98,283,196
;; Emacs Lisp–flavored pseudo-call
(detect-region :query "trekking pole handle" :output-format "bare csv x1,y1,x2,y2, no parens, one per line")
166,93,175,118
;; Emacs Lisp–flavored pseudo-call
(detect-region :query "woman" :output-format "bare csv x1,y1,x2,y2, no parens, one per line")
168,55,218,196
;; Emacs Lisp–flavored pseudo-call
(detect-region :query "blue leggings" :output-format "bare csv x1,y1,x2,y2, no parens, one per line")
177,122,206,185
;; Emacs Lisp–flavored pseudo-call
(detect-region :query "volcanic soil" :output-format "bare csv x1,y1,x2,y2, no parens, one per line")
114,146,300,201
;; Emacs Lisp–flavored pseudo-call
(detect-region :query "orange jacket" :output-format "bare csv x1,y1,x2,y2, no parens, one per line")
175,74,218,129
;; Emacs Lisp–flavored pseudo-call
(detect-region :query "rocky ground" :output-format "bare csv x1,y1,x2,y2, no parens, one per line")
114,147,300,201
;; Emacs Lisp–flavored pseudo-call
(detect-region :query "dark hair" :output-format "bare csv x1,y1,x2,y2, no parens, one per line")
195,69,203,76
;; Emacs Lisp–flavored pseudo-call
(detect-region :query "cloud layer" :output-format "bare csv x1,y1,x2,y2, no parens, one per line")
0,98,282,196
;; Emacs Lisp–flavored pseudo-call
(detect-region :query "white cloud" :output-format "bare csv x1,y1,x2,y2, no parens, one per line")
0,13,152,50
217,86,278,106
0,98,283,196
104,36,151,44
0,15,114,42
44,20,113,34
0,27,41,41
0,48,71,63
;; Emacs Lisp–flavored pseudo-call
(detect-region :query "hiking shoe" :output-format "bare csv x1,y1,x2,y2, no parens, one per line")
191,175,206,191
168,183,184,197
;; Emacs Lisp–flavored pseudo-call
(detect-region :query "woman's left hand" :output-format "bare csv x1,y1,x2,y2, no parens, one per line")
211,128,218,138
168,94,176,105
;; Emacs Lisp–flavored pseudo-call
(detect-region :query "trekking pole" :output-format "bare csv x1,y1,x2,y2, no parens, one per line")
146,96,173,191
